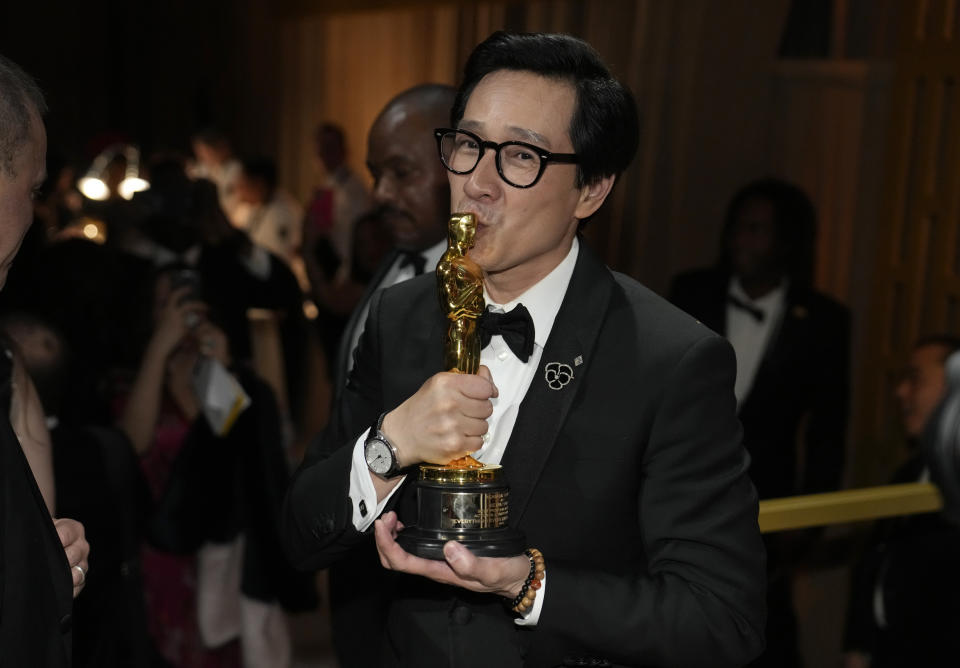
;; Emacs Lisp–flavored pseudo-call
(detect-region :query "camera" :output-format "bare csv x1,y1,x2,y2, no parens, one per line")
170,268,202,305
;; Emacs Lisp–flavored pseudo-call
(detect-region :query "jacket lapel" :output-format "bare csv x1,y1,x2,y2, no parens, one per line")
334,249,401,394
500,241,614,523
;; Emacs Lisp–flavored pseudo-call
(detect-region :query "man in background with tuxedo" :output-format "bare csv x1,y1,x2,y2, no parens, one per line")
331,84,456,397
670,178,850,667
285,32,766,667
313,82,456,668
844,336,960,668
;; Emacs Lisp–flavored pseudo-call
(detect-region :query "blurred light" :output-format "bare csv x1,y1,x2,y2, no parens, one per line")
118,176,149,200
77,143,150,202
303,300,319,320
78,176,109,201
54,216,108,245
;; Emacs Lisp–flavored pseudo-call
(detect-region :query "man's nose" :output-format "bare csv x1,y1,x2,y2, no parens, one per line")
373,176,394,203
463,151,500,200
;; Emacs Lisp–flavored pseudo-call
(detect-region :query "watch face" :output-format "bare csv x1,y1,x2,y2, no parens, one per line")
365,438,393,475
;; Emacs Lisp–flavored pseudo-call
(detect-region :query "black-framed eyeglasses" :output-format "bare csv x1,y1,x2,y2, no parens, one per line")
434,128,579,189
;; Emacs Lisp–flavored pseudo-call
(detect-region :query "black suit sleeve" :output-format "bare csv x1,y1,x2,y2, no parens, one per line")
538,336,766,668
281,290,389,571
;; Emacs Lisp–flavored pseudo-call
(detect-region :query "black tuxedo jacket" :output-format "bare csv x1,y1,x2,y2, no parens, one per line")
844,455,960,666
0,353,73,666
669,268,850,499
332,249,401,401
285,242,766,668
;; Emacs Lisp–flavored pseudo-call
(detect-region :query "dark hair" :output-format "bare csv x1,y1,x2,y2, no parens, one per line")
188,178,249,251
915,335,960,361
719,178,818,287
192,127,230,148
0,54,47,176
0,311,68,415
241,156,277,192
452,32,638,187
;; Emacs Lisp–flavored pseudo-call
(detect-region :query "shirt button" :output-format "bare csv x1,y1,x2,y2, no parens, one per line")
497,351,508,361
482,433,490,442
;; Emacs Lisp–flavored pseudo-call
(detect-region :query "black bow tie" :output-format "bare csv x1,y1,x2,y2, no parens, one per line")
478,304,535,362
398,251,426,275
727,294,765,323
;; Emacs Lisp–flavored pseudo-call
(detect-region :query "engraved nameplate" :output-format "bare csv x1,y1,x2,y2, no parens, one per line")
439,490,509,530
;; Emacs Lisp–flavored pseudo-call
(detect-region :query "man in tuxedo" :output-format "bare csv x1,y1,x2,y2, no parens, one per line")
285,32,765,668
332,83,456,395
670,178,850,667
317,83,458,668
844,336,960,668
0,53,90,666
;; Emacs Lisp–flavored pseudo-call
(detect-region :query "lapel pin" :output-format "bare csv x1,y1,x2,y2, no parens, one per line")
545,361,574,390
574,355,583,367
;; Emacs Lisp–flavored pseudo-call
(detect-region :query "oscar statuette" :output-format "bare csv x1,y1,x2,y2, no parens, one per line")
395,213,526,559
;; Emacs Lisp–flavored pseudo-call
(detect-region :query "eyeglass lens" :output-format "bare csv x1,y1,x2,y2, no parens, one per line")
439,131,542,187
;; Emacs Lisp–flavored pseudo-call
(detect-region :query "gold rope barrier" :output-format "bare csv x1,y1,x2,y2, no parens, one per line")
758,482,944,533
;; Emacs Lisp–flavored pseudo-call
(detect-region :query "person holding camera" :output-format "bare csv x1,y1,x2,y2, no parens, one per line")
118,266,313,667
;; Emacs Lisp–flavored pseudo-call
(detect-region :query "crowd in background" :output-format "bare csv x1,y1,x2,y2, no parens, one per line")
2,54,959,668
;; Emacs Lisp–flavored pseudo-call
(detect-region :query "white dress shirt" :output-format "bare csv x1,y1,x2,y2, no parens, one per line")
347,237,581,625
726,277,787,407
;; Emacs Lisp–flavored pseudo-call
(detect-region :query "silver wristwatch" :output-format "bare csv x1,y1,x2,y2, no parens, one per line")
364,412,402,478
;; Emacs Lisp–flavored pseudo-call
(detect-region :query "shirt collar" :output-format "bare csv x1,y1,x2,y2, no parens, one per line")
728,275,788,311
420,240,446,272
484,237,579,349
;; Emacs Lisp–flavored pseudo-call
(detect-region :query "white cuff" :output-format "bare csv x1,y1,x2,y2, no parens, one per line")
513,570,546,626
349,429,406,532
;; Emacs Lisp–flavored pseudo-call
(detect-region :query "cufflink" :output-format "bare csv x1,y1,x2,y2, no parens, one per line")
359,499,368,517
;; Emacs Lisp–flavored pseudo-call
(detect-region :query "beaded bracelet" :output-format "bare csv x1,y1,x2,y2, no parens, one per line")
511,548,545,613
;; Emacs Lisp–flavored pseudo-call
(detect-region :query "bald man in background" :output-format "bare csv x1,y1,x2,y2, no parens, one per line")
325,83,456,668
332,83,456,396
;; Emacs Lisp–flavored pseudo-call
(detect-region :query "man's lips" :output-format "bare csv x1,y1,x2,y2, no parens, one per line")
456,207,494,228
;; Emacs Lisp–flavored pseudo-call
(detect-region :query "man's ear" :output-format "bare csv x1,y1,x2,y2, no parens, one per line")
574,174,616,220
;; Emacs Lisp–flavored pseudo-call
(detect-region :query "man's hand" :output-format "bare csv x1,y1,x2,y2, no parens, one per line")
54,518,89,598
151,287,207,359
382,365,498,468
374,511,529,599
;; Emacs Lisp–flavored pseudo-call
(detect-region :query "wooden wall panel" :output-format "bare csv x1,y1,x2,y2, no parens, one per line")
278,6,460,201
275,0,793,294
855,0,960,485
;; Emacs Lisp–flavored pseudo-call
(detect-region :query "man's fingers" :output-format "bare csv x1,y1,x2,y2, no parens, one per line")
374,518,399,568
54,518,90,588
54,517,81,547
455,371,498,401
476,365,499,398
379,511,399,533
63,540,88,568
443,541,479,578
375,520,466,586
458,397,494,421
71,562,88,589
